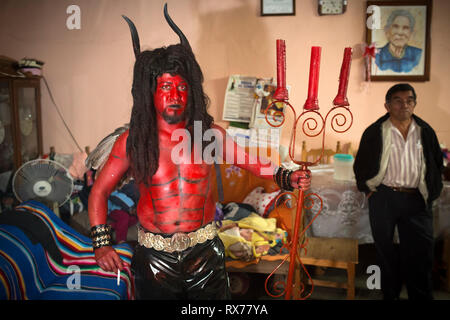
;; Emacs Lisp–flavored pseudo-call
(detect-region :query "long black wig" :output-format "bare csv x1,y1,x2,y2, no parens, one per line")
123,4,214,185
126,44,214,185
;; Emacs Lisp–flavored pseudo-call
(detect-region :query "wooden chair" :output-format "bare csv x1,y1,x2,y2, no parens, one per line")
298,141,359,299
301,141,342,164
300,237,359,299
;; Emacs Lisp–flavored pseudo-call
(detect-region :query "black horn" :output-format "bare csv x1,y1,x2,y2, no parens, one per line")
122,15,141,58
163,3,192,52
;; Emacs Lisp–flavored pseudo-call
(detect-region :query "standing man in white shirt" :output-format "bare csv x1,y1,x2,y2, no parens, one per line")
354,83,443,300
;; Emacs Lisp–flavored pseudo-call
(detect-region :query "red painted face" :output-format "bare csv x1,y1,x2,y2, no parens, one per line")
154,73,188,124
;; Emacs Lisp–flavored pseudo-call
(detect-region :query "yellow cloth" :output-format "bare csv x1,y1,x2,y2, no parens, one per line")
218,213,287,260
236,213,277,233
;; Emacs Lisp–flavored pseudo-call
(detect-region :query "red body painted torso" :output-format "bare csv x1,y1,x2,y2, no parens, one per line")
90,129,216,234
88,125,277,235
137,141,215,234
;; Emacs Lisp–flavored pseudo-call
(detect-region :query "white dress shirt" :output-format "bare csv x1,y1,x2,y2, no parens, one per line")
382,119,423,188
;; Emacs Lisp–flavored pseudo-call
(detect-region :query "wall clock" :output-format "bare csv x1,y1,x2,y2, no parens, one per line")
318,0,347,15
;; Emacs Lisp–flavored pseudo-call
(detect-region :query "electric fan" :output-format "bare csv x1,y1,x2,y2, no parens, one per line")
12,159,74,216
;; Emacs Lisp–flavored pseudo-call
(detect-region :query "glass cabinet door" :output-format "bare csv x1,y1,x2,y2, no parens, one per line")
0,80,15,174
0,77,42,176
16,86,40,164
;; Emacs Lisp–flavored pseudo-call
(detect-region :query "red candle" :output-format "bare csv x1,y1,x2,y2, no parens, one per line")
333,47,353,107
273,39,289,101
303,46,321,111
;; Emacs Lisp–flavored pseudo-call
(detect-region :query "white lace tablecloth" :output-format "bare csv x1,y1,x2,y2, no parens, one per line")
303,166,374,244
301,166,450,244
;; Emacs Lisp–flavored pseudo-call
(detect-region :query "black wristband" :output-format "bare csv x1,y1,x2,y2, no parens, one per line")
285,170,294,191
275,167,283,188
283,169,294,191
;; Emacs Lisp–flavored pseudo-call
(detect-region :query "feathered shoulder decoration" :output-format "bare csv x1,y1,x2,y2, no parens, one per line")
85,124,130,186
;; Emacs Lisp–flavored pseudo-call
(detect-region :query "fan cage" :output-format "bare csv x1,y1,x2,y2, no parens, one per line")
12,159,74,207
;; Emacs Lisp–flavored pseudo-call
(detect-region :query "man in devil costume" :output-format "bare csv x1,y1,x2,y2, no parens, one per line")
88,4,310,299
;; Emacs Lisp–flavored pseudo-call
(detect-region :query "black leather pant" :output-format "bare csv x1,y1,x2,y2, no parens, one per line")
131,236,230,300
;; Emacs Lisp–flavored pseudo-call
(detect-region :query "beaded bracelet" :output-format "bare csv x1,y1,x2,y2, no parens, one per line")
92,236,112,249
90,224,111,236
274,167,294,191
90,224,112,249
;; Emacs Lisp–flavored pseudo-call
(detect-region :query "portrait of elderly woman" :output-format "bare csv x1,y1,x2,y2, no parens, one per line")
376,10,422,73
367,1,431,80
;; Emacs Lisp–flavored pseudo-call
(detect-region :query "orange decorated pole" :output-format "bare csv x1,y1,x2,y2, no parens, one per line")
284,179,305,300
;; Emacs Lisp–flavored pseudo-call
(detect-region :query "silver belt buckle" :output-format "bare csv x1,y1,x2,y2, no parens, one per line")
171,232,191,252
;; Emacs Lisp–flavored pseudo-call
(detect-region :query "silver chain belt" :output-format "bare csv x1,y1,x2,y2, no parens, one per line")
137,223,217,253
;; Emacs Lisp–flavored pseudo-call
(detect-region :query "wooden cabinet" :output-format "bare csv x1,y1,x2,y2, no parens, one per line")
0,76,43,174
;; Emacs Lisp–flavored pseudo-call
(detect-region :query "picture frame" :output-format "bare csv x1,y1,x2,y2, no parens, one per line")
261,0,296,16
365,0,432,81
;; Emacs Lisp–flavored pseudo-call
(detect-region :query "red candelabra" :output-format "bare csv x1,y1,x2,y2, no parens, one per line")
264,40,353,300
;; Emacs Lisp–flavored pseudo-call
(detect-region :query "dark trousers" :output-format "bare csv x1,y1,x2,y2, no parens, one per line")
368,184,434,300
131,236,230,300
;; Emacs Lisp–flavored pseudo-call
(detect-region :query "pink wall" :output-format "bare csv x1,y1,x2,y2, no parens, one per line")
1,0,449,155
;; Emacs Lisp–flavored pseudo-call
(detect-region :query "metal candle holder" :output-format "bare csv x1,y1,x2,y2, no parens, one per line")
263,41,354,300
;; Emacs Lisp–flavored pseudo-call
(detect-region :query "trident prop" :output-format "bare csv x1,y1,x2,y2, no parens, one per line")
263,40,353,300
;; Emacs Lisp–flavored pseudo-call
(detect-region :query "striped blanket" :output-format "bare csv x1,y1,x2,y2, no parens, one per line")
0,200,134,300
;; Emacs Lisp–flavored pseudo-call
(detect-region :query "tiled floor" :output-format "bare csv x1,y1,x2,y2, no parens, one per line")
230,244,450,300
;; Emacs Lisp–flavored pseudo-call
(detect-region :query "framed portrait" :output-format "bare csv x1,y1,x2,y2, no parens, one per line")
366,0,432,81
261,0,296,16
